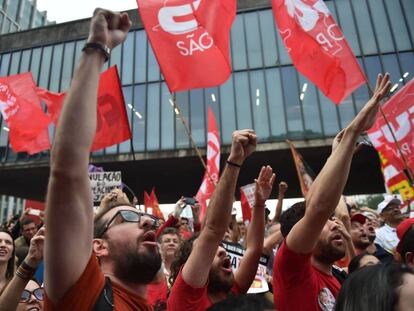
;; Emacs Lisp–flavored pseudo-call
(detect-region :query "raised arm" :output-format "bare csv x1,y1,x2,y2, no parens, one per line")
0,228,44,311
286,73,391,254
273,181,287,223
235,166,275,292
44,9,131,304
182,130,256,287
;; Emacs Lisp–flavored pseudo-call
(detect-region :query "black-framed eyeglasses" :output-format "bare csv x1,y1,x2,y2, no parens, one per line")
20,288,44,303
96,210,159,238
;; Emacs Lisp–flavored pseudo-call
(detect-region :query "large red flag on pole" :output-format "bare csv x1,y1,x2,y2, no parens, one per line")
272,0,366,104
196,107,220,221
136,0,236,92
368,78,414,196
0,73,51,154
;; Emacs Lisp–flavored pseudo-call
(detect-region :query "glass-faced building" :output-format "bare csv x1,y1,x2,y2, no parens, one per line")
0,0,52,34
0,0,413,202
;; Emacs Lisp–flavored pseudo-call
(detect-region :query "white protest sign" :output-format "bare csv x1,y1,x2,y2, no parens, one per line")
222,241,269,294
89,171,122,202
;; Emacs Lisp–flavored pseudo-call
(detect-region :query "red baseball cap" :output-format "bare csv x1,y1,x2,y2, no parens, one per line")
351,213,367,225
396,217,414,253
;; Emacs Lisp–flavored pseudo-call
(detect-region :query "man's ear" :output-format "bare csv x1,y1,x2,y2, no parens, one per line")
93,238,109,258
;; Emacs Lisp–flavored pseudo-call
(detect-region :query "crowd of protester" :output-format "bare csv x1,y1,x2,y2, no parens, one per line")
0,8,413,311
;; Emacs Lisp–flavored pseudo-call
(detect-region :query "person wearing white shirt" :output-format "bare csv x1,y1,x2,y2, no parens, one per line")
375,195,405,254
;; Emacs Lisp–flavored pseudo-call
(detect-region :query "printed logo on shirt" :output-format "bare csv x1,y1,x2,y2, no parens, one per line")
318,288,336,311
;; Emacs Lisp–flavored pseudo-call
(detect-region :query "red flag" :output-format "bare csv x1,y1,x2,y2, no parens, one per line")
150,188,165,220
377,152,414,205
0,73,51,154
368,78,414,201
368,78,414,174
36,87,66,125
272,0,366,104
136,0,236,92
286,140,315,197
92,66,131,151
36,67,132,151
196,107,220,221
240,183,255,222
144,190,152,214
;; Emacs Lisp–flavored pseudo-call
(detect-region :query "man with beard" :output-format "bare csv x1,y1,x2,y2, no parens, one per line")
348,213,393,264
44,9,160,310
375,195,405,254
273,73,391,311
167,135,275,311
350,214,371,254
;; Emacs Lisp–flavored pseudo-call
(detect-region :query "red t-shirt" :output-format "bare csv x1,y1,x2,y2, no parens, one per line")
147,277,168,309
45,254,153,311
167,270,243,311
273,242,340,311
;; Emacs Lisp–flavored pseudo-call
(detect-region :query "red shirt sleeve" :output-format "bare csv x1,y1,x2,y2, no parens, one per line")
167,269,209,311
273,241,313,287
44,254,105,311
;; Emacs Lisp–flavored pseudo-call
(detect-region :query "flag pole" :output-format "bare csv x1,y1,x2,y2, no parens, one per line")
366,81,414,186
171,93,216,186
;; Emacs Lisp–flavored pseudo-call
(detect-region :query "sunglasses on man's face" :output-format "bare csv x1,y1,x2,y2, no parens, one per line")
20,288,44,303
97,210,160,238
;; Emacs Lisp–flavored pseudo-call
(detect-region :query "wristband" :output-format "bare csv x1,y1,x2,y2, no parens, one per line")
20,260,36,272
82,42,110,62
15,266,35,280
226,160,242,168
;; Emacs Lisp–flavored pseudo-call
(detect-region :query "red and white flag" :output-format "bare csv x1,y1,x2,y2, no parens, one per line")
0,73,51,154
136,0,236,92
367,78,414,201
272,0,366,104
196,107,220,221
240,183,256,223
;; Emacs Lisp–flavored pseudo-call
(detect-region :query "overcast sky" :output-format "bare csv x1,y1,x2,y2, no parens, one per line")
36,0,137,23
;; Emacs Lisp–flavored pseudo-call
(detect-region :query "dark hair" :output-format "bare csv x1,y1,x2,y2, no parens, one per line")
0,230,16,282
335,264,414,311
169,234,199,287
348,253,378,274
400,226,414,263
93,202,136,238
21,218,35,227
279,201,306,238
206,294,274,311
158,227,180,243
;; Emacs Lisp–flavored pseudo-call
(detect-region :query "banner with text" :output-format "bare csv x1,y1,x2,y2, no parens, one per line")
89,171,122,202
222,241,269,294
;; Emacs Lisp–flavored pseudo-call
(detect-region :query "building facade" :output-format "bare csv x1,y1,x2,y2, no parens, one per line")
0,0,413,202
0,0,51,34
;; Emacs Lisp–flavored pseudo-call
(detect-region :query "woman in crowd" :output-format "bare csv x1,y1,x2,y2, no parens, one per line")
0,227,44,311
335,264,414,311
348,253,380,274
0,229,15,293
